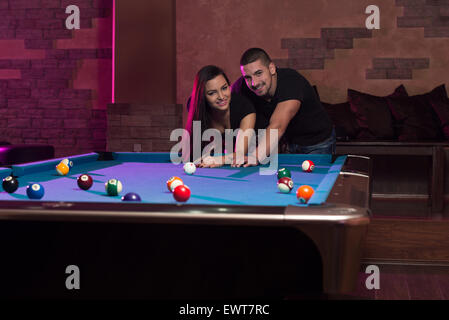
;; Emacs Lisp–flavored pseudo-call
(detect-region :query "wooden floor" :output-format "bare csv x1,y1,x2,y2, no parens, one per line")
343,214,449,300
348,263,449,300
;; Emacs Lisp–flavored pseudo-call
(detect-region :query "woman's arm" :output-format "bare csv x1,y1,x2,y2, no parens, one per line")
231,113,256,166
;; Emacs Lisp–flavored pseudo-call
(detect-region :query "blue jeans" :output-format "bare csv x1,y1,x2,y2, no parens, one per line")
283,128,336,154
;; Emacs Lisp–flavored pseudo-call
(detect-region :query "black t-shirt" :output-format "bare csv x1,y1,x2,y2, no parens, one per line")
229,92,255,130
232,68,333,146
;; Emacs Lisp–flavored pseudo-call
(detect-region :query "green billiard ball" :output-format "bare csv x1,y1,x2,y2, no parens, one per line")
277,168,291,179
105,179,123,196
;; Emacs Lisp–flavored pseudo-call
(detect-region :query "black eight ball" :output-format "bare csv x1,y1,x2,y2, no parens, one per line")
2,176,19,193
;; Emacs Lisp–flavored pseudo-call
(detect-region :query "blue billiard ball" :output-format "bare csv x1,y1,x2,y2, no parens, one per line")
121,192,141,202
26,183,45,199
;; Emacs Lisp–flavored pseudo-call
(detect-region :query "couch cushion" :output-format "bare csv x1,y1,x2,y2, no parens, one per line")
348,85,408,140
322,102,359,141
427,84,449,140
386,86,444,141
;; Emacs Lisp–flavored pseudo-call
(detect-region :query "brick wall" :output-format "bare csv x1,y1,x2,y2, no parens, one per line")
0,0,112,157
177,0,449,104
107,103,183,153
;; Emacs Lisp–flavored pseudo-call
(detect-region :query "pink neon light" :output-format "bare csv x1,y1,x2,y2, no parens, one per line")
112,0,116,103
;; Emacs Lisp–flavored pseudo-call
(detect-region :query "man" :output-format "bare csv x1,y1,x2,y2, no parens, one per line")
231,48,335,166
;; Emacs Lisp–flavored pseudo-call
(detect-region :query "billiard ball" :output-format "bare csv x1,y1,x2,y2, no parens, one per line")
121,192,142,202
277,177,294,193
26,183,45,199
77,174,93,190
105,179,123,196
302,160,315,172
296,185,314,204
277,168,291,179
61,158,74,168
173,184,191,202
183,162,196,175
2,176,19,193
166,176,183,192
56,161,69,176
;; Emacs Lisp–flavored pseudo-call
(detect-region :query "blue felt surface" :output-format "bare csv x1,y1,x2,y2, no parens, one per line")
0,153,346,206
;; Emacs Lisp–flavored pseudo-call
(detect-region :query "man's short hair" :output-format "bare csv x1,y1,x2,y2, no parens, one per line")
240,48,272,67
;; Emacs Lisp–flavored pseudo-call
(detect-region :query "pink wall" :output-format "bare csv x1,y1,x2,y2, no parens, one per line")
176,0,449,112
0,0,112,157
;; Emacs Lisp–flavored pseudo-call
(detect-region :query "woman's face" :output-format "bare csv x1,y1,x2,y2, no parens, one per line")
204,74,231,111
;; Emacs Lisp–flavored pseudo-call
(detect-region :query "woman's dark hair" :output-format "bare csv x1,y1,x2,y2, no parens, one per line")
185,65,231,137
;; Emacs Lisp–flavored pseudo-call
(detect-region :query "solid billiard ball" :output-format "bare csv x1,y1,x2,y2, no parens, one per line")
61,158,74,168
183,162,196,175
302,160,315,172
167,176,183,192
277,168,291,179
173,184,191,202
121,192,141,202
26,183,45,199
277,177,293,193
105,179,123,196
2,176,19,193
77,174,93,190
296,185,314,204
56,161,70,176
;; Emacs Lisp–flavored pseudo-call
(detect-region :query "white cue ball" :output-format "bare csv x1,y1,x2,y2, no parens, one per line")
183,162,196,175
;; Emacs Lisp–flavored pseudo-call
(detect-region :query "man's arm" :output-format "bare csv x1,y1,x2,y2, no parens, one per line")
245,99,301,166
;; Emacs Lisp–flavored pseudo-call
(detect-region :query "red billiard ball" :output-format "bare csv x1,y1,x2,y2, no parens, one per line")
173,184,191,202
302,160,315,172
77,174,93,190
296,185,314,204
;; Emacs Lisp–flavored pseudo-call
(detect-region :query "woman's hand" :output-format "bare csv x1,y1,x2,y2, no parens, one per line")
196,155,226,168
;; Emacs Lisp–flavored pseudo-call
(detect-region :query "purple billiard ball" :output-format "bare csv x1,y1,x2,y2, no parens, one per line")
121,192,141,202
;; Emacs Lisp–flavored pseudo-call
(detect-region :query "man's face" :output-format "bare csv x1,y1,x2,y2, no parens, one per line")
241,59,276,97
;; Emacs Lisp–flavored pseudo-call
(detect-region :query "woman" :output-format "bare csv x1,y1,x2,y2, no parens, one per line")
184,65,256,168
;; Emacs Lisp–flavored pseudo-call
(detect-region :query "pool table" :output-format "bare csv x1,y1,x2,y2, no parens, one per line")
0,152,371,299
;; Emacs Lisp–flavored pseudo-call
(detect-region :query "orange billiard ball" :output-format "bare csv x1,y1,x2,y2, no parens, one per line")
56,161,69,176
296,185,314,204
166,176,183,192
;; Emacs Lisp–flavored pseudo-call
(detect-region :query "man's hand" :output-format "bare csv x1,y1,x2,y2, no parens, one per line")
231,154,259,167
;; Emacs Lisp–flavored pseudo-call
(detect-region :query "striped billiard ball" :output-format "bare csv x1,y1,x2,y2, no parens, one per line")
56,161,70,176
61,158,74,168
105,179,123,196
277,177,294,193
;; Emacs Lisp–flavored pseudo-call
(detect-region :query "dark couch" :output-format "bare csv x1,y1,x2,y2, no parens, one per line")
319,84,449,216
